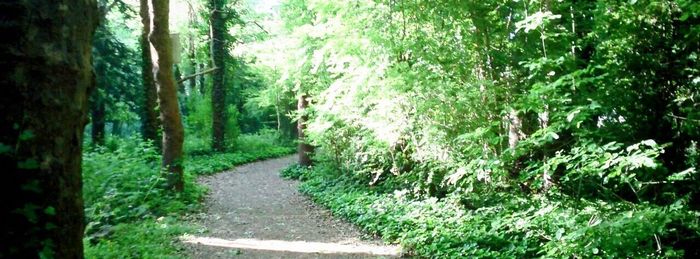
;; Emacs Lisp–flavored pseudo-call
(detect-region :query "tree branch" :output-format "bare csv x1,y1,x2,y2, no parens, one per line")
177,67,219,84
669,113,700,122
253,21,269,34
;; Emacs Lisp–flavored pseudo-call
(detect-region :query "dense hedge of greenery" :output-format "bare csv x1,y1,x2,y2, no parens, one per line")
82,134,293,258
258,0,700,257
290,163,700,258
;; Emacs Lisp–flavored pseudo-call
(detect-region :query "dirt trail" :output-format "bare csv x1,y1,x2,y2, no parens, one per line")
184,155,401,258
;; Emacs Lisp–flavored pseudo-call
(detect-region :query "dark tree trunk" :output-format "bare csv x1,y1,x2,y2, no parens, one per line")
210,0,227,152
298,94,314,166
91,91,106,145
175,64,185,94
149,0,185,192
175,64,188,115
0,0,98,257
140,0,161,149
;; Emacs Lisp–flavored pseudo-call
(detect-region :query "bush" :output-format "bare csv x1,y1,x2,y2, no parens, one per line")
82,137,205,256
186,131,295,175
82,133,294,257
84,217,195,258
184,95,243,154
280,164,311,180
297,164,700,258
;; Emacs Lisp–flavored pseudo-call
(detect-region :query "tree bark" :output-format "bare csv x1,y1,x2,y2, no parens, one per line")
140,0,161,149
149,0,185,192
210,0,227,152
91,91,106,145
0,0,98,257
298,94,314,166
508,109,522,151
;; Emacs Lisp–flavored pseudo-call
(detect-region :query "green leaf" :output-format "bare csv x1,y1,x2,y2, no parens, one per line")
0,143,12,155
18,158,39,169
44,206,56,216
19,130,35,141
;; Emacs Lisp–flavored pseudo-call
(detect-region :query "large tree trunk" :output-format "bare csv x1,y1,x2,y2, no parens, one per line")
210,0,227,152
91,91,106,145
149,0,185,192
298,94,314,166
140,0,161,149
0,0,97,257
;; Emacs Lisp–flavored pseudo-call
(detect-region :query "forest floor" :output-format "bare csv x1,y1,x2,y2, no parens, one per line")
183,155,401,258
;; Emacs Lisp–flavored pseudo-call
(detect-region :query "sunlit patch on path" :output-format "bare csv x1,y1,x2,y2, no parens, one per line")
182,236,402,256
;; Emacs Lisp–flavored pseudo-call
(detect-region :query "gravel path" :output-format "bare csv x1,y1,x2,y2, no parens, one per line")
184,155,401,258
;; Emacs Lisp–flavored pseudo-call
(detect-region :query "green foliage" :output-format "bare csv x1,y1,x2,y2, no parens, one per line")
184,95,213,154
258,2,700,255
82,137,205,256
86,0,700,257
82,133,292,256
280,164,311,180
298,165,700,258
184,95,248,153
261,0,700,199
84,217,195,258
187,131,295,175
90,9,142,139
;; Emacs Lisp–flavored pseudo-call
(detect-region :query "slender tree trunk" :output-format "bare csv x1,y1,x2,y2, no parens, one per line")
0,0,97,257
175,64,188,116
140,0,161,149
149,0,185,192
210,0,227,152
198,62,206,94
112,120,122,137
508,109,522,152
298,94,314,166
276,90,282,132
91,91,106,145
188,2,198,93
175,64,185,94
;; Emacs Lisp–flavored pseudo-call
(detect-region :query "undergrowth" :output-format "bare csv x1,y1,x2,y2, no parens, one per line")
83,133,293,258
292,163,700,258
82,137,205,258
187,130,295,175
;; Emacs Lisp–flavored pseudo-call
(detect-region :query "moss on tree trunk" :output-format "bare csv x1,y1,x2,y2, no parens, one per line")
149,0,185,191
210,0,227,152
0,0,98,257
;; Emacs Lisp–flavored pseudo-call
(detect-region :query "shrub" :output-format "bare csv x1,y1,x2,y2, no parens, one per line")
297,164,700,258
186,131,294,175
280,164,311,180
82,137,205,256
